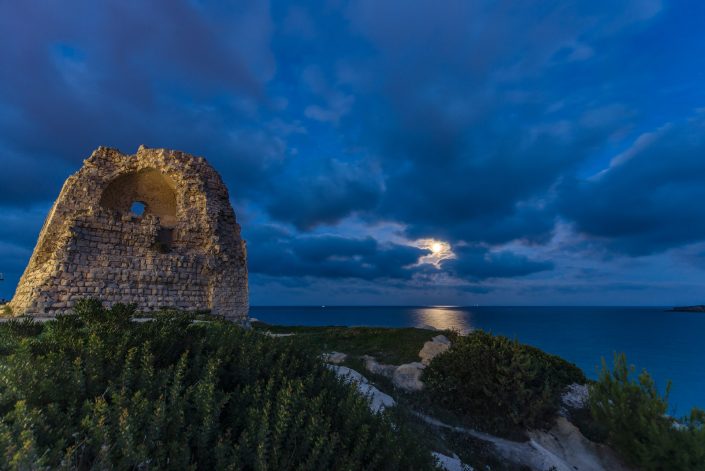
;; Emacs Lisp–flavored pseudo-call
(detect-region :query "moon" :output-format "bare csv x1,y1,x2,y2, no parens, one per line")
431,242,443,253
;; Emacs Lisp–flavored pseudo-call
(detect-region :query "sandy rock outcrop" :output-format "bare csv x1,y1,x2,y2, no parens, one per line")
393,362,426,391
527,417,633,471
328,365,396,413
561,383,589,410
362,334,453,392
363,355,398,376
363,356,426,391
418,413,634,471
432,452,473,471
322,351,347,364
419,334,451,365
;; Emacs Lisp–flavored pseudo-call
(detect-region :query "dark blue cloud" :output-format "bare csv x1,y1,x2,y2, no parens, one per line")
0,0,277,204
446,245,553,280
559,113,705,255
0,242,31,302
246,225,424,280
0,147,76,206
265,159,383,230
244,224,552,285
292,234,377,261
3,0,705,304
335,0,660,245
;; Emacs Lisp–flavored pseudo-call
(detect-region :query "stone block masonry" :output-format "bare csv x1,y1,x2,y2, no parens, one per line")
9,146,248,321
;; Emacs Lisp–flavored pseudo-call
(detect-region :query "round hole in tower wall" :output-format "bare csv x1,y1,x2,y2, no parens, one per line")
131,201,146,216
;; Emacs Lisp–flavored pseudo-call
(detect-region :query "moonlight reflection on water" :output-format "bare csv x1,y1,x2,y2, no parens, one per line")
413,306,472,333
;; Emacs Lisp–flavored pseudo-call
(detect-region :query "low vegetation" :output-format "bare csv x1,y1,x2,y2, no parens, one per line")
251,322,705,469
251,322,445,365
422,330,586,436
0,300,435,470
589,353,705,471
2,306,703,470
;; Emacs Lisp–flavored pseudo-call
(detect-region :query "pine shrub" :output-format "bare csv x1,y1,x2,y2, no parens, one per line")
422,330,586,435
589,353,705,470
0,300,435,470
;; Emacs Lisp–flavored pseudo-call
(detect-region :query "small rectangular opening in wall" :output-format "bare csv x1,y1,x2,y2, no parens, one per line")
154,228,174,253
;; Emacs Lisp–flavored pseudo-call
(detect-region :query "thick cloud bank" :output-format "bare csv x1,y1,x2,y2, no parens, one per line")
2,0,705,305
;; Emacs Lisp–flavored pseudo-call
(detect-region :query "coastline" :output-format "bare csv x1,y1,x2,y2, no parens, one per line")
670,305,705,312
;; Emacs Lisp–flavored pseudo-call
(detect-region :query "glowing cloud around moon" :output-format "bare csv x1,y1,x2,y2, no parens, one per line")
415,239,455,268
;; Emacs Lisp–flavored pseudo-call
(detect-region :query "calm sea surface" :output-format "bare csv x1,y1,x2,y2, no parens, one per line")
250,306,705,414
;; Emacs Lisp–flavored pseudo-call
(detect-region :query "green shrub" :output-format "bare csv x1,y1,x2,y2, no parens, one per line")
0,300,435,470
590,353,705,470
422,330,586,435
0,305,12,318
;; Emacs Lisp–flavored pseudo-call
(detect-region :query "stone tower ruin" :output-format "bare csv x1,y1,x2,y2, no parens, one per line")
9,146,248,320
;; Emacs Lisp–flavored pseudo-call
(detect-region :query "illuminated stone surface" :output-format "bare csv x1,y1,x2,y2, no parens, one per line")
10,146,248,320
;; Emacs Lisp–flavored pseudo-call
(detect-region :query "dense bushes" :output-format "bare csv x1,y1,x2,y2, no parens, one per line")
0,300,435,470
423,330,586,435
590,353,705,470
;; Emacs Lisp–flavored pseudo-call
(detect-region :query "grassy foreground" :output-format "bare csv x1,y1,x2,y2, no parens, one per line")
0,301,435,470
251,321,444,364
1,303,704,470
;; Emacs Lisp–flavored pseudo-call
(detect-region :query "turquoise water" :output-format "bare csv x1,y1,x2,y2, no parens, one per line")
250,306,705,414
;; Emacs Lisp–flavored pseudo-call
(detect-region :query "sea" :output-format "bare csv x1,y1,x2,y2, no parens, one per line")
250,305,705,415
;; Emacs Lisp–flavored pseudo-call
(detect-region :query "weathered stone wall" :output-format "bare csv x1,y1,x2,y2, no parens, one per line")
9,146,248,320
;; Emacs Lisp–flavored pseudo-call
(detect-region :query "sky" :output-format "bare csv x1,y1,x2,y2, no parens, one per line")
1,0,705,306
